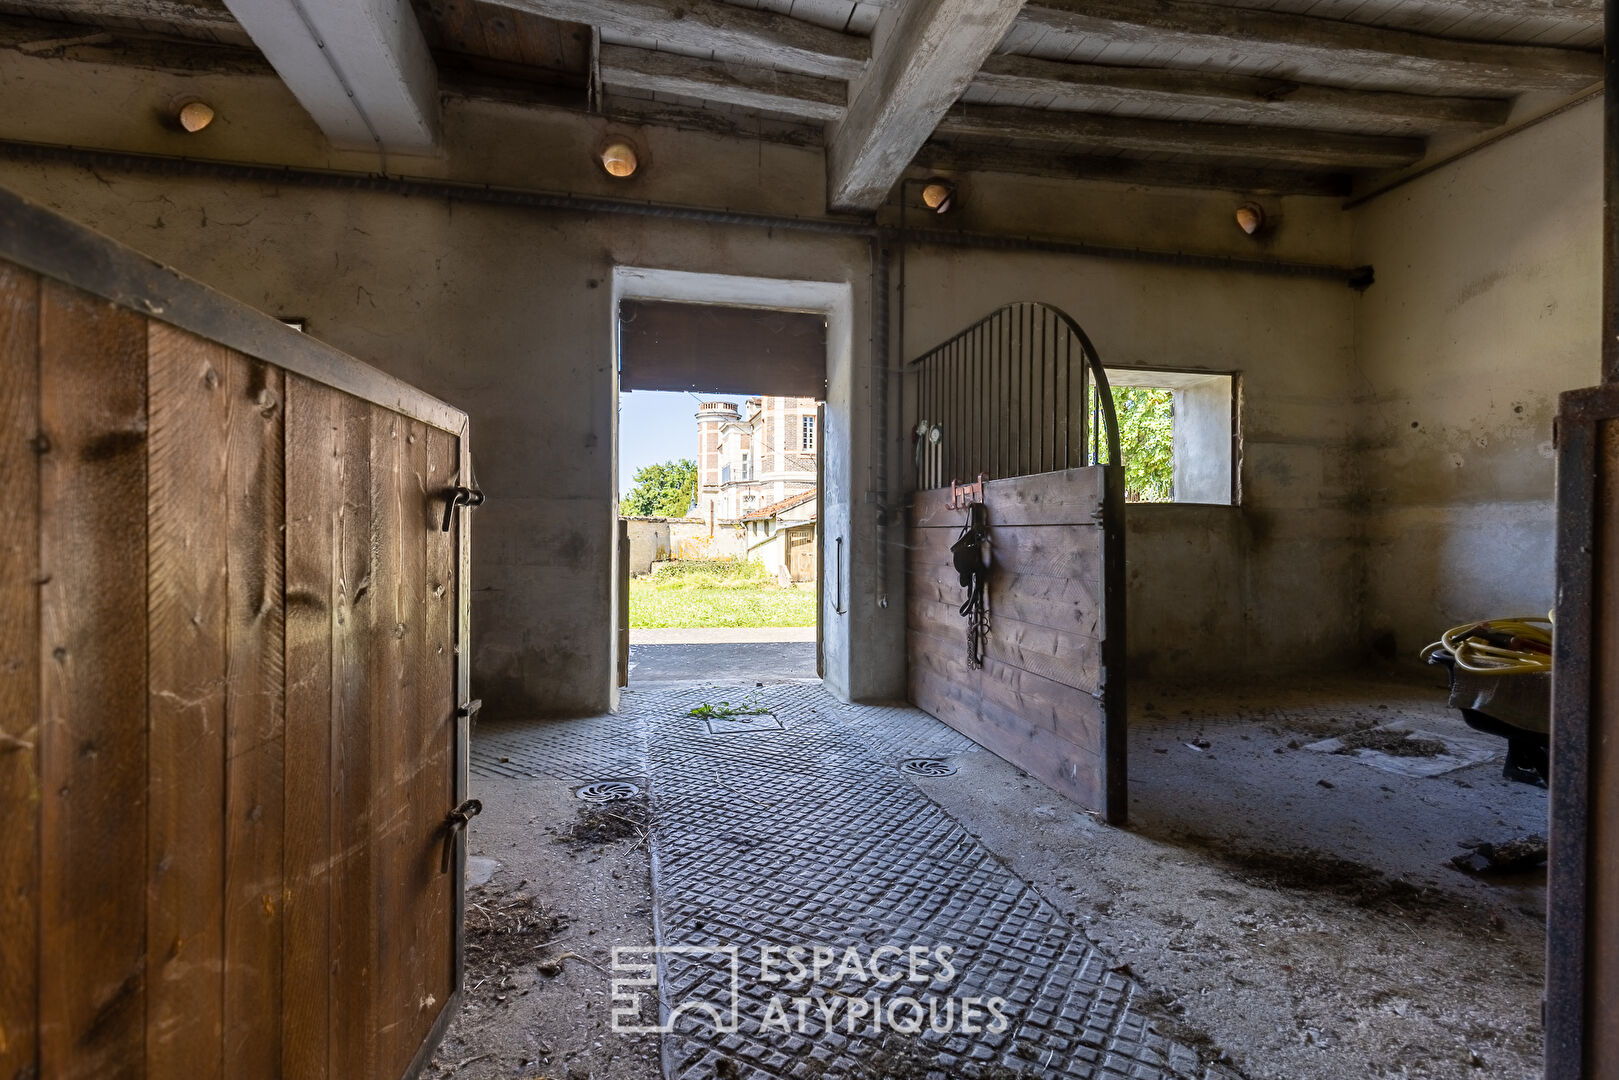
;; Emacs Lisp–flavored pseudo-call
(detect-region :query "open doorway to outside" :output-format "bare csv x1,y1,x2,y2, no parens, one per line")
614,296,828,691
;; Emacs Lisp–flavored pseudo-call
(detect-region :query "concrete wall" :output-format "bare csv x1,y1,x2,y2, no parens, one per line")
1350,99,1602,666
901,246,1360,681
623,518,672,576
0,38,1365,699
669,520,745,561
13,43,1590,702
1172,376,1235,506
0,49,904,715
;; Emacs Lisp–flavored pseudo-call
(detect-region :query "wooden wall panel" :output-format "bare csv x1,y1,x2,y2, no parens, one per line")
422,424,459,1030
396,421,457,1061
282,375,341,1079
0,262,40,1080
906,466,1120,820
37,280,150,1079
222,356,286,1077
145,323,231,1079
332,394,378,1080
910,469,1105,528
371,408,408,1079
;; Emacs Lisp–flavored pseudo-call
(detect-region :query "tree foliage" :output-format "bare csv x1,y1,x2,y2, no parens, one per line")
1090,386,1173,502
621,458,698,517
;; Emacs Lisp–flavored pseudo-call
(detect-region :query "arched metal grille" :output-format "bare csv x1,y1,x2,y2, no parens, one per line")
908,302,1121,490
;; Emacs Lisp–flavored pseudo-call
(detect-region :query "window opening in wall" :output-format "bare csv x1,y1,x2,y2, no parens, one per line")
802,414,816,451
1090,369,1236,505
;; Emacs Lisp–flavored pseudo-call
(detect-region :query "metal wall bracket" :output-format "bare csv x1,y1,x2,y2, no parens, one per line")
949,474,985,510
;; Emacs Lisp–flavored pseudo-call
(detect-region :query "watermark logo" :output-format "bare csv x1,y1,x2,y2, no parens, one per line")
611,945,742,1035
610,944,1007,1037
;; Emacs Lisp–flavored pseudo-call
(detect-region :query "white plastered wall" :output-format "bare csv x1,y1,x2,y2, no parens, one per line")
1350,97,1602,665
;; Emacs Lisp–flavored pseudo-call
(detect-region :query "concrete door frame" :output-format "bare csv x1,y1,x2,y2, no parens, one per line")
609,266,859,705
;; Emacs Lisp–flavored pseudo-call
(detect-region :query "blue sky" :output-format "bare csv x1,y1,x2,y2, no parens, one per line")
618,389,746,493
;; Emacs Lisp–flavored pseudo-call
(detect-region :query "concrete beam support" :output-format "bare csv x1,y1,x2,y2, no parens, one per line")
221,0,439,153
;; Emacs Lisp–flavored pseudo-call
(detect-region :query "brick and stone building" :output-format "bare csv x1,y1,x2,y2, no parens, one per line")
695,396,817,521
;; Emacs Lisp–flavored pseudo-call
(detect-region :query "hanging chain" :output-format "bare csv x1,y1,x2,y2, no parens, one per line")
965,592,987,669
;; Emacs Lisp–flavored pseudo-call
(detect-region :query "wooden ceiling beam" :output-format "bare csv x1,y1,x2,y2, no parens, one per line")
912,142,1353,197
0,0,251,44
1018,0,1603,93
593,41,1508,140
596,43,843,121
974,54,1511,134
484,0,867,79
1422,0,1599,17
936,103,1425,170
827,0,1024,211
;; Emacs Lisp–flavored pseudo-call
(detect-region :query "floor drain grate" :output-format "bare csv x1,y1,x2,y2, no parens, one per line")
575,780,642,802
897,757,957,777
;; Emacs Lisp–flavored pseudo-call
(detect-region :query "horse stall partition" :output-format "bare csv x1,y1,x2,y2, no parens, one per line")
0,186,476,1080
905,303,1126,823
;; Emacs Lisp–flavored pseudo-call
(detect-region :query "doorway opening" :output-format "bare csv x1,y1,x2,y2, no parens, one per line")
617,388,823,687
611,284,838,696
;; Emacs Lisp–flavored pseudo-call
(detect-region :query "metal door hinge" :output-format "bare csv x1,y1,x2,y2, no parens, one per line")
440,798,483,874
441,486,485,532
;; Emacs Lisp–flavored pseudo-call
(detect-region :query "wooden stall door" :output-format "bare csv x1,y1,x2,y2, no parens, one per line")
283,375,462,1080
0,201,466,1080
907,468,1126,823
788,529,815,583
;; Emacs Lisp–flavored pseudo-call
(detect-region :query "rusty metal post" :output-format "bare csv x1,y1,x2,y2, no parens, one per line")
1546,5,1619,1075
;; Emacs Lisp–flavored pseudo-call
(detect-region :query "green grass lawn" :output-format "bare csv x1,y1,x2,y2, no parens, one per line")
628,559,816,628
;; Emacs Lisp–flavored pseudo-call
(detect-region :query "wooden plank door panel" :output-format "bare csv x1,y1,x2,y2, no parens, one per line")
905,466,1124,823
37,279,150,1080
331,391,378,1080
282,374,342,1080
145,322,231,1080
0,204,465,1080
0,261,40,1080
222,355,286,1077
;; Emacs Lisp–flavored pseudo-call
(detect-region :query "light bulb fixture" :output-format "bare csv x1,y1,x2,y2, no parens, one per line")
920,178,955,214
599,140,639,178
1235,202,1266,236
176,99,215,133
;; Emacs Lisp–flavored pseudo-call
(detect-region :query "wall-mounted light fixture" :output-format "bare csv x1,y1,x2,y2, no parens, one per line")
920,178,956,214
599,140,639,178
1235,202,1266,236
176,99,215,133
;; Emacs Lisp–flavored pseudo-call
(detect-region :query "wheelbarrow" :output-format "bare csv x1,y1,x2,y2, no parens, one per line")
1423,617,1551,788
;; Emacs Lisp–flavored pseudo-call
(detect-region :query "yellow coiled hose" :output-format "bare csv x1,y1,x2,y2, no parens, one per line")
1419,615,1553,675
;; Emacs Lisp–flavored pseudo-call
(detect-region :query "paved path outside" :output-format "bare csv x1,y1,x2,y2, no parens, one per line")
630,626,816,645
629,641,817,683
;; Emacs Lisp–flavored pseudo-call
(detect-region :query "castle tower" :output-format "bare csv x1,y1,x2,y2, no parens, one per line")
695,401,739,509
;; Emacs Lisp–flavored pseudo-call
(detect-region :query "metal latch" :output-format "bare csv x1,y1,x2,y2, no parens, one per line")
441,486,485,532
456,699,483,720
440,798,483,874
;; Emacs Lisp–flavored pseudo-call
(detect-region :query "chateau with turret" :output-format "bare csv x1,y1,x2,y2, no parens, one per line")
695,396,817,521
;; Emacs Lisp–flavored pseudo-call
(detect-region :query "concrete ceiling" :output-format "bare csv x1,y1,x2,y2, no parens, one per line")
0,0,1603,208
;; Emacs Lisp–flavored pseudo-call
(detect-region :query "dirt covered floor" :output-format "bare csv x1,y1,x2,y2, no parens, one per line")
918,672,1547,1080
436,669,1545,1080
429,778,662,1080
